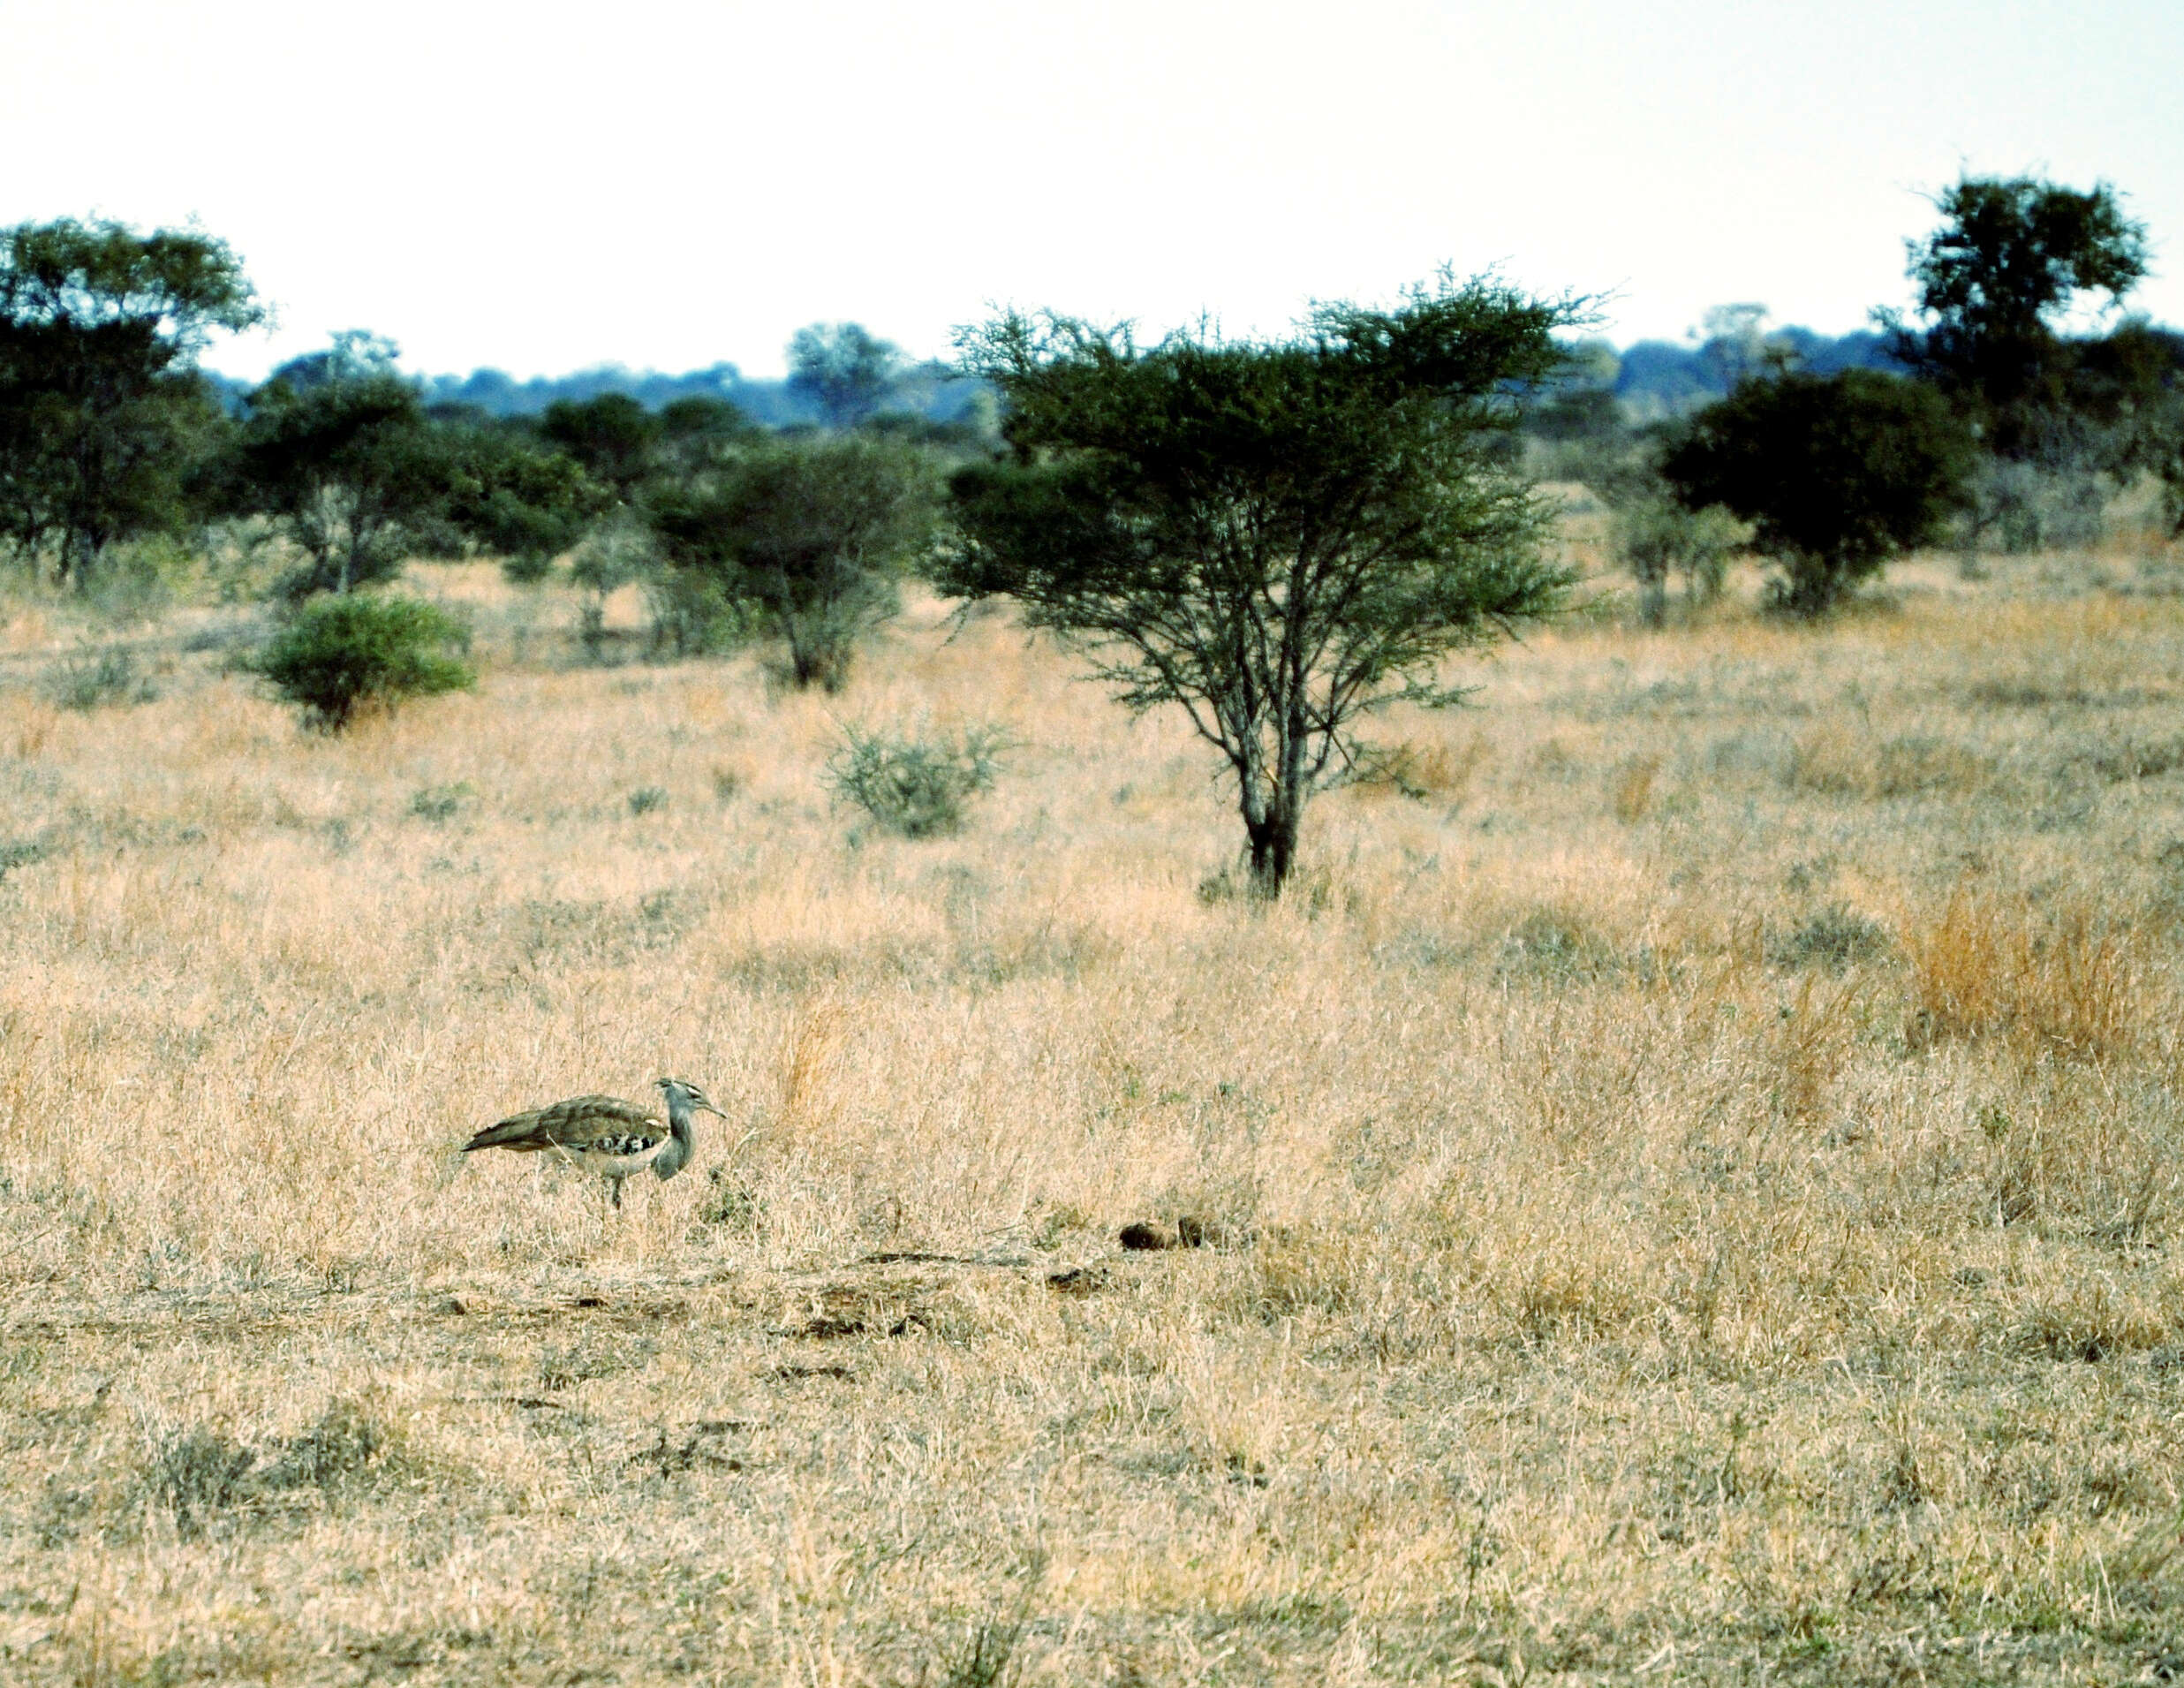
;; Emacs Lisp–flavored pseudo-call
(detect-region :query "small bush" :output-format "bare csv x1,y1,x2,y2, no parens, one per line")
145,1404,393,1539
148,1427,255,1540
0,839,47,883
408,782,476,823
1612,498,1748,624
627,785,669,816
1770,905,1892,972
46,642,158,711
827,723,1006,838
644,568,749,660
253,594,474,730
260,1404,385,1491
1663,368,1972,616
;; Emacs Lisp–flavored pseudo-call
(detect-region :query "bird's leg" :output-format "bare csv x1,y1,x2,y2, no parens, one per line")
611,1177,624,1212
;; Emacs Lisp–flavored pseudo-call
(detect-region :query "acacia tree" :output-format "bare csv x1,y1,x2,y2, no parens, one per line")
944,274,1580,896
786,322,903,428
233,335,457,597
0,219,261,583
646,433,941,685
1883,175,2148,453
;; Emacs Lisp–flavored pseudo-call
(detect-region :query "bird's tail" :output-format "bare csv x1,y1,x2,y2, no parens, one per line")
463,1114,546,1153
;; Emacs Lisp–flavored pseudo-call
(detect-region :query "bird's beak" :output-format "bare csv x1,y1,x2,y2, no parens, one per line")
701,1101,727,1117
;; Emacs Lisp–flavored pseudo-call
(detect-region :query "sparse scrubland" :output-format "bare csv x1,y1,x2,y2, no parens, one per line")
3,518,2184,1684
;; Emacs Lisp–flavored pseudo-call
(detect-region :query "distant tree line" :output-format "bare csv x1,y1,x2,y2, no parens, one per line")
1528,175,2184,617
0,225,986,693
396,346,990,431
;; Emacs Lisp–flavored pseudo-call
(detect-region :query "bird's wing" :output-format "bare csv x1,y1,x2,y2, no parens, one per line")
535,1095,665,1150
465,1094,662,1154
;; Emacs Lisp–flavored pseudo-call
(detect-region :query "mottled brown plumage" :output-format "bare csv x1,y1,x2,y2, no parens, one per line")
465,1078,723,1207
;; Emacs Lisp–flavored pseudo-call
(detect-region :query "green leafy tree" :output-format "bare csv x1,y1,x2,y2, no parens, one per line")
442,422,608,582
944,274,1580,896
0,218,261,584
1662,369,1971,615
646,434,941,686
1883,176,2149,453
787,322,903,429
539,394,661,498
1696,303,1785,394
253,593,473,730
233,334,457,596
655,395,759,477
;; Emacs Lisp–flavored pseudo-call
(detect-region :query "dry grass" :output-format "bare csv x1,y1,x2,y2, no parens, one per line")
4,545,2184,1683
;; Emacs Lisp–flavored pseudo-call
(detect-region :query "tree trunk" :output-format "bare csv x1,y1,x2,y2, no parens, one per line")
1242,780,1305,897
62,527,94,589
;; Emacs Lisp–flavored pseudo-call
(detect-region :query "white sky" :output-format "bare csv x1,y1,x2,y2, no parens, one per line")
4,0,2178,382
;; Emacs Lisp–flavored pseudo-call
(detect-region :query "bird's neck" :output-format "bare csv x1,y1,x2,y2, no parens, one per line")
664,1097,697,1138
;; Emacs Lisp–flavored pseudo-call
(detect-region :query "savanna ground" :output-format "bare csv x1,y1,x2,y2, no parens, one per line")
4,511,2184,1685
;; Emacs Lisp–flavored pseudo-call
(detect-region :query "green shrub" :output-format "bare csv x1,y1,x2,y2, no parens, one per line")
259,1403,385,1491
0,839,47,882
253,594,474,730
827,723,1005,838
1663,369,1972,615
145,1404,393,1539
1611,498,1748,624
646,432,942,690
46,641,157,710
1770,905,1893,971
643,567,749,660
408,781,476,822
148,1427,255,1540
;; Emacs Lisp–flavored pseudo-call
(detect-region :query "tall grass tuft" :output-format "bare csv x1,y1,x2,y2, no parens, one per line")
1905,890,2142,1061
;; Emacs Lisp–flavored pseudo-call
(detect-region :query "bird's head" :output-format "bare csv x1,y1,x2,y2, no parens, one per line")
657,1077,726,1118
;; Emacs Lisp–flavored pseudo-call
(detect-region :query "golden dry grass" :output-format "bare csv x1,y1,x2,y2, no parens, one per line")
4,541,2184,1684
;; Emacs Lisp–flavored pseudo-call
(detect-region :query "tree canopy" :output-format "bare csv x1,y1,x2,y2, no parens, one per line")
647,433,941,687
0,218,261,581
540,393,661,497
234,344,457,597
1885,176,2149,452
944,273,1580,893
787,322,903,429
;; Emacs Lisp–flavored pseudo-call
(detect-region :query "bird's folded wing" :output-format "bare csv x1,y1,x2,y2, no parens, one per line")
467,1094,664,1153
533,1094,665,1148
